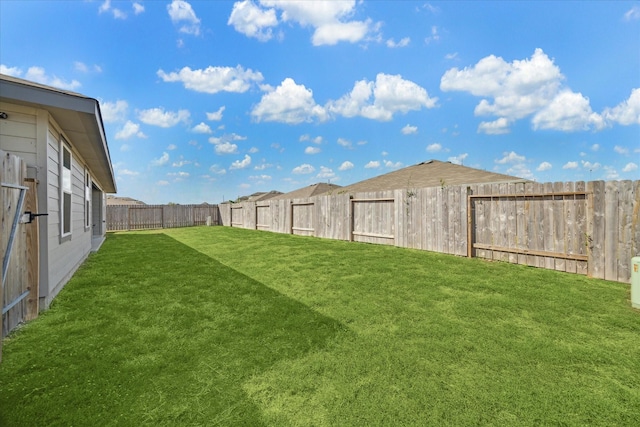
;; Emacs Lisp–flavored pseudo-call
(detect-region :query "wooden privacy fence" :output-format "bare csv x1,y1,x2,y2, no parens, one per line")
2,151,39,360
219,180,639,284
107,204,221,231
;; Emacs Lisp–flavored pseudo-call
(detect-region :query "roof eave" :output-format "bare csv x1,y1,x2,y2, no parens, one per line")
0,75,117,193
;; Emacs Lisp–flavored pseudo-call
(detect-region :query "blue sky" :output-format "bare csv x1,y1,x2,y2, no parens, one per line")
1,1,639,204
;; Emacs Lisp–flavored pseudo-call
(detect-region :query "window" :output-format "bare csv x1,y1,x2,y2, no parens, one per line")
60,140,72,237
85,170,91,230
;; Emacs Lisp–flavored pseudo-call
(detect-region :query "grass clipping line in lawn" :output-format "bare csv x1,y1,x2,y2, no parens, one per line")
1,226,639,426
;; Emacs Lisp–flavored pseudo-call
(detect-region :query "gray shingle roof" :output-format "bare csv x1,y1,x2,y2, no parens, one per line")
339,160,529,193
271,183,342,200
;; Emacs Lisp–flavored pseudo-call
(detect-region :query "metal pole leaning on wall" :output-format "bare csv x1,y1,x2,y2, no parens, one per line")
1,182,27,287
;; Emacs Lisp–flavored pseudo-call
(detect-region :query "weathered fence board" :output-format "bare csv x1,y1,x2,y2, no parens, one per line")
107,204,220,231
2,150,35,343
217,180,639,284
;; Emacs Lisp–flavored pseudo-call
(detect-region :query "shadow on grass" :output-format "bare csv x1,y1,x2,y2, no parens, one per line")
0,233,347,426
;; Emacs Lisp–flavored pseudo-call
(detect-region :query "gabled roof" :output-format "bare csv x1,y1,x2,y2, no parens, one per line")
106,196,145,206
0,73,116,193
272,183,342,200
340,160,529,193
250,190,283,202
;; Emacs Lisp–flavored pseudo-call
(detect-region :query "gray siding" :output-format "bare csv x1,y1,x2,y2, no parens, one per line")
0,101,38,165
43,117,95,306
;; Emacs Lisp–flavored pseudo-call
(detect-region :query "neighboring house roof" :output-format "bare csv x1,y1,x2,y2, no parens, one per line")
340,160,529,193
0,73,116,193
106,196,146,206
272,183,342,200
250,190,283,202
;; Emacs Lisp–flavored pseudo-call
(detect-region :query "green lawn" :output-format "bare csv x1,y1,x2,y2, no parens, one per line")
1,227,639,426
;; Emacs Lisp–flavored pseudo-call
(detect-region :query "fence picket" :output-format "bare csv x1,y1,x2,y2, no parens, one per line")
215,179,636,284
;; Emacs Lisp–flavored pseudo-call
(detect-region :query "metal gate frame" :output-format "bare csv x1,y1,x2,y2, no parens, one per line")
1,181,28,313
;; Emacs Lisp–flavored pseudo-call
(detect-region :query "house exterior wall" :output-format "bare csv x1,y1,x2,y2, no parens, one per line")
0,100,105,309
0,101,38,165
43,116,95,307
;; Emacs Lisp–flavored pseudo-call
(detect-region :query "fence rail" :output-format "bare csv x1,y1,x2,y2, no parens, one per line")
107,204,221,231
219,180,639,284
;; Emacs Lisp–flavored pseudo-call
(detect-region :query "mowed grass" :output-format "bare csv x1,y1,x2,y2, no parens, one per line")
1,227,639,426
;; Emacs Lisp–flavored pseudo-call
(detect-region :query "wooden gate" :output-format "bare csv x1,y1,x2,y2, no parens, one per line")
291,202,314,236
350,197,396,245
1,151,39,361
468,182,589,274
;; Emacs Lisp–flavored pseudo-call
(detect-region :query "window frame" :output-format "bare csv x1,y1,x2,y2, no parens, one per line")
85,169,91,231
60,138,72,240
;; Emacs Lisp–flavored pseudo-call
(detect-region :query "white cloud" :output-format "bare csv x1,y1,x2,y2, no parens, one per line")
100,100,128,123
255,0,377,46
387,37,410,48
228,0,278,42
327,73,437,121
536,161,552,172
0,64,22,76
167,144,178,150
119,169,139,176
401,124,418,135
496,151,526,164
99,0,127,19
138,108,190,128
120,144,131,152
133,2,144,15
478,117,511,134
152,152,170,166
445,52,459,61
215,142,239,155
158,66,263,94
251,78,327,124
19,66,81,91
506,164,534,180
562,161,578,169
440,48,610,133
604,166,620,180
624,6,640,21
365,161,380,169
248,147,259,153
209,164,227,175
424,26,440,44
115,120,147,140
305,146,321,154
614,145,629,155
622,163,638,172
74,62,89,73
602,88,640,126
312,20,371,46
337,138,352,149
167,0,201,35
254,163,272,171
426,143,443,153
249,174,272,181
591,144,600,151
168,171,190,180
338,161,354,171
316,166,335,180
384,160,403,169
206,106,226,121
581,160,601,171
192,122,213,134
157,180,170,186
532,90,605,131
230,154,252,170
448,153,468,165
172,159,192,167
292,163,315,174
